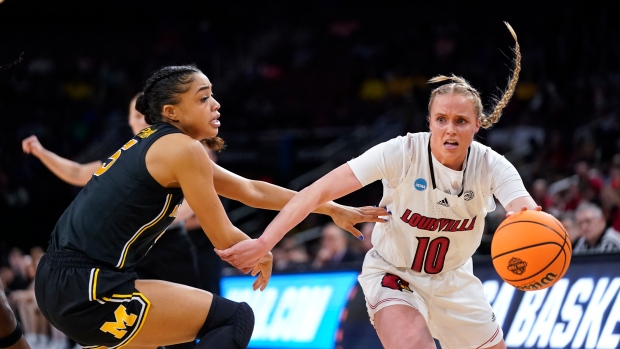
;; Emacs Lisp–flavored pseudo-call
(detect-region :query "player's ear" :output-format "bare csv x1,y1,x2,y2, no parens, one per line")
162,105,179,121
475,116,482,133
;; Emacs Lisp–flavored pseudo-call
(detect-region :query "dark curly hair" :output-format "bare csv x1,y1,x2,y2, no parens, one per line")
135,64,225,151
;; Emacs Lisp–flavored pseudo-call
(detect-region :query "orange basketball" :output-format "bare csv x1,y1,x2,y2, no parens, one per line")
491,210,571,291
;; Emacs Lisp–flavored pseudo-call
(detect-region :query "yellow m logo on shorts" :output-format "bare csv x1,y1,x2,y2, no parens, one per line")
100,305,138,339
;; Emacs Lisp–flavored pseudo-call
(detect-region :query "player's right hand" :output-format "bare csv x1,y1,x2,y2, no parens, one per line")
22,135,44,156
329,204,390,241
505,205,542,218
251,252,273,291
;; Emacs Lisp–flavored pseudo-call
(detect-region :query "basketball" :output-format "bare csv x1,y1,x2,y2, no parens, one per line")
491,210,572,291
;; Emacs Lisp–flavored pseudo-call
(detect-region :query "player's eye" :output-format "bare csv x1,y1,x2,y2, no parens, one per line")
201,93,215,103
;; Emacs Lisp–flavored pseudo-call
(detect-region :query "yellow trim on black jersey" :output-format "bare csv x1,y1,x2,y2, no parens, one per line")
88,268,101,301
93,268,100,301
116,194,172,268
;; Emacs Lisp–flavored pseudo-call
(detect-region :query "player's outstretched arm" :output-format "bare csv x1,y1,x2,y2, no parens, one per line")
22,135,102,187
216,163,369,271
211,161,388,239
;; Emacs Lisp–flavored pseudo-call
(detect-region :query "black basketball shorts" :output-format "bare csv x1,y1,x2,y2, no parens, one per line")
35,251,150,348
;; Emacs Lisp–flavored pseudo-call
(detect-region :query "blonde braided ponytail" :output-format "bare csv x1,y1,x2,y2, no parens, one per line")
427,22,521,129
483,21,521,128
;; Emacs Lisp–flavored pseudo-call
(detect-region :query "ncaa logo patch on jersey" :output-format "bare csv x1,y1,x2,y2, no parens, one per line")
414,178,427,191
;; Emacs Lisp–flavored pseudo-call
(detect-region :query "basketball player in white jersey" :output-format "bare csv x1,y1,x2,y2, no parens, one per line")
216,22,542,349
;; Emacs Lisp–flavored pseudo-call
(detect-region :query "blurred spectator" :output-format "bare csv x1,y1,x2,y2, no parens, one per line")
7,247,68,349
271,245,289,273
0,267,14,293
312,222,362,270
272,236,311,273
10,248,53,349
6,248,30,293
609,162,620,191
284,240,311,272
549,161,605,214
558,211,581,247
530,178,555,213
573,202,620,254
557,177,583,213
573,161,604,205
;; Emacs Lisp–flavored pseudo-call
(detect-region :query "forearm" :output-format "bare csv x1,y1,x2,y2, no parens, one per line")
194,202,253,250
245,180,339,215
240,180,295,210
203,224,252,250
258,186,325,249
34,149,91,186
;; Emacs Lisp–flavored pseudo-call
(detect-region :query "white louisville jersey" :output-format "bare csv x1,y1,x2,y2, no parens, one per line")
347,132,529,274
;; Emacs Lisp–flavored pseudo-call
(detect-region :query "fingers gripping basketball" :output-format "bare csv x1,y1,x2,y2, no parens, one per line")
491,210,572,291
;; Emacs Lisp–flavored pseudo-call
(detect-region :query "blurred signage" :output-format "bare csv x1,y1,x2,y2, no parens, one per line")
221,255,620,349
221,271,359,349
476,254,620,349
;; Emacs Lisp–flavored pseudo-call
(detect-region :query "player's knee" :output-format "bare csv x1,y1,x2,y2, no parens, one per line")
232,302,254,347
197,295,254,348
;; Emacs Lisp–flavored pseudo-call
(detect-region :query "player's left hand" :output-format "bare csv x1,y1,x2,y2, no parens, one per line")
506,205,542,217
215,238,270,274
329,205,390,240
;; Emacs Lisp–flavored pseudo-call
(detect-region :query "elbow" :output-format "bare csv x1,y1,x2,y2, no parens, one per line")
73,173,92,187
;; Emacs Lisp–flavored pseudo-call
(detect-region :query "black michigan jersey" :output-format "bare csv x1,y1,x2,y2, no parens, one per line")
48,123,185,270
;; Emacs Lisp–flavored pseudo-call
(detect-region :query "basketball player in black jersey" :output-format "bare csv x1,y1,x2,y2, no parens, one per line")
22,96,200,284
23,94,200,349
33,64,388,349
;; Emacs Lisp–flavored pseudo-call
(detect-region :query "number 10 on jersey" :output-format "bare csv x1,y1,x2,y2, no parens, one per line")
412,236,450,274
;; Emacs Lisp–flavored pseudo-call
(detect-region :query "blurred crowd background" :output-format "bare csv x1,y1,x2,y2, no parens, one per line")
1,1,620,347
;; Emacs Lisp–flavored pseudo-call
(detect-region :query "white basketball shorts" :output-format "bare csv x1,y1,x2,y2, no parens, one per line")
358,249,502,349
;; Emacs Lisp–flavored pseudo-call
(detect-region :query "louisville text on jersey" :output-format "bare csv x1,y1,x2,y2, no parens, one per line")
400,209,477,232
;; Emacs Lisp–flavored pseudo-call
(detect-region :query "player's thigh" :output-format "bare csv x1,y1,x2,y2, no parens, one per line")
129,279,212,347
358,250,430,325
374,305,435,349
429,264,502,349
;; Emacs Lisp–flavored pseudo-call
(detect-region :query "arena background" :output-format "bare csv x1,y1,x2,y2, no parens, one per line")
0,1,618,348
